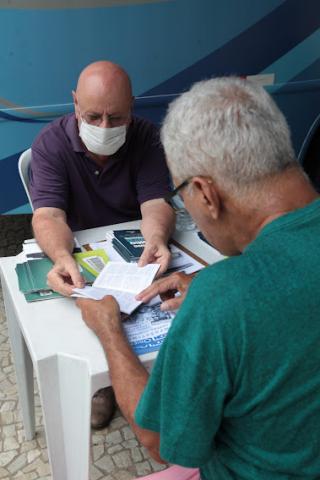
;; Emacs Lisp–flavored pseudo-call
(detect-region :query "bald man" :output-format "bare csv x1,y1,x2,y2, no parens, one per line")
29,61,175,429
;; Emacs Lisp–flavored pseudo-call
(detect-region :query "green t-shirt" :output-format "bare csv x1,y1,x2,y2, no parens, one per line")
135,199,320,480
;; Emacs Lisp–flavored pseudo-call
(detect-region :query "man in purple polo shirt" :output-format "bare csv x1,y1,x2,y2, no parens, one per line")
29,60,175,429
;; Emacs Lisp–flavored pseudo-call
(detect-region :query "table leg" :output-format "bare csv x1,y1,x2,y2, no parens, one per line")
37,353,92,480
1,279,35,440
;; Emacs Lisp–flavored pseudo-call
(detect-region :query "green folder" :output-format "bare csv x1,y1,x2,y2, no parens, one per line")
16,257,95,302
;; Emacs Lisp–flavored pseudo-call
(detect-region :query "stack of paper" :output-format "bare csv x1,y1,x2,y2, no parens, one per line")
72,262,160,314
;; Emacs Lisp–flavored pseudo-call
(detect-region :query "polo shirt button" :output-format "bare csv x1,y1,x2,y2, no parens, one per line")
94,170,100,176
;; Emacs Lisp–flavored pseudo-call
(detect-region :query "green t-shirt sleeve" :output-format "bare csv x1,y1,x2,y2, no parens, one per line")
135,267,236,467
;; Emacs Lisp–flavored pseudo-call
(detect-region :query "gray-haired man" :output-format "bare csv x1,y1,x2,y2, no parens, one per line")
77,77,320,478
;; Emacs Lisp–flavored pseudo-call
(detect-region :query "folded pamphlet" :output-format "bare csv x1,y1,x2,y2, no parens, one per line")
72,261,160,314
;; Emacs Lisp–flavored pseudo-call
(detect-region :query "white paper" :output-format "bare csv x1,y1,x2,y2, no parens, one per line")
167,244,204,275
93,262,160,294
72,262,159,314
89,241,124,262
22,236,82,261
72,286,142,315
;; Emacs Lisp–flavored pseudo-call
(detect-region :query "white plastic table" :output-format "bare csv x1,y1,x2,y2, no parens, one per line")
0,221,223,480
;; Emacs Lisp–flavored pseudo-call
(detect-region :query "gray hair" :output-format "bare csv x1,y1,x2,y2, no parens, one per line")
161,77,297,195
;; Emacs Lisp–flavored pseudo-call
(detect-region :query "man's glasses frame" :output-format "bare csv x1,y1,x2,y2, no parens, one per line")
164,179,190,207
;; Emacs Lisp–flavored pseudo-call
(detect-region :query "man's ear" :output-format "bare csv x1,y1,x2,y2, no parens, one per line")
72,91,79,119
191,176,221,220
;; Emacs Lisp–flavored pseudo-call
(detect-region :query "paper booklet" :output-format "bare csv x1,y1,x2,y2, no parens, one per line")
72,262,160,315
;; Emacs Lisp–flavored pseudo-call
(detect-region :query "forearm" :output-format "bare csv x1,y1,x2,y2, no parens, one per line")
141,200,175,244
32,209,74,262
98,322,163,462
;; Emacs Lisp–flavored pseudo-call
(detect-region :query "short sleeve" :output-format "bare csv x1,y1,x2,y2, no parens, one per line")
135,271,234,467
30,136,69,211
133,121,171,204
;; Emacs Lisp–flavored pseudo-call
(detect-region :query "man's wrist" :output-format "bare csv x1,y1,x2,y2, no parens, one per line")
97,315,124,343
144,233,167,246
54,250,74,263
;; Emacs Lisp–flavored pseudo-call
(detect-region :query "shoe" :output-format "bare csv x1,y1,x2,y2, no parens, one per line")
91,386,116,430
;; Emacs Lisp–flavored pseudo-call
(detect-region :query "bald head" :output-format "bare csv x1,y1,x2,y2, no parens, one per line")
73,61,133,128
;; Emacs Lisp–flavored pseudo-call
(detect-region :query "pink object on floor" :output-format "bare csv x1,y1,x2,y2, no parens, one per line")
137,465,200,480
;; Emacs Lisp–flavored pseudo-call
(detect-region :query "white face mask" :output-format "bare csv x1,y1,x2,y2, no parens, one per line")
79,119,127,156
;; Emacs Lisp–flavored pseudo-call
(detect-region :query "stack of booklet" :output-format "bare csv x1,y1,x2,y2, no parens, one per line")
111,229,145,262
16,239,97,302
16,257,63,302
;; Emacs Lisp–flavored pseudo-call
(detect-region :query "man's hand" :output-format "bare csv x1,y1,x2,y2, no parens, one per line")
136,272,193,311
47,254,85,296
138,236,171,275
76,296,122,337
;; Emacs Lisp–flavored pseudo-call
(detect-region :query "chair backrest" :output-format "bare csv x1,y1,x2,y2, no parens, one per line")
18,148,34,211
298,113,320,192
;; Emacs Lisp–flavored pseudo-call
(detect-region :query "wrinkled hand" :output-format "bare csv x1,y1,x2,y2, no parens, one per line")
47,254,84,296
76,296,121,337
136,272,192,311
138,238,171,275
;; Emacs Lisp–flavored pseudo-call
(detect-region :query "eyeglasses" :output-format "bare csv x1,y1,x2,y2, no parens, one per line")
80,111,130,127
164,179,190,208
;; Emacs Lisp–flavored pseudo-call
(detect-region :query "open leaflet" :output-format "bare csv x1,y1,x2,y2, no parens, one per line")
72,262,160,315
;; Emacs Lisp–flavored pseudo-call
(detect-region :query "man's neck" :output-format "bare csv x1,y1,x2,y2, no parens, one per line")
226,168,319,253
87,151,109,167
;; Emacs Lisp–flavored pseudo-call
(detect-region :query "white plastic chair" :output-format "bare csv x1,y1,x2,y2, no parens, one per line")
18,148,34,211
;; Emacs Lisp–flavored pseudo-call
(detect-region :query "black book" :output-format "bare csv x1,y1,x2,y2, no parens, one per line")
112,229,145,262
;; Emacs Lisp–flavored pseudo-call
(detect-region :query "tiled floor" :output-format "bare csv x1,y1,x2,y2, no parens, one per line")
0,287,167,480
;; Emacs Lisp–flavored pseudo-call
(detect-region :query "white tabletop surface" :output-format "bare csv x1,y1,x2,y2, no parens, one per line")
0,220,223,377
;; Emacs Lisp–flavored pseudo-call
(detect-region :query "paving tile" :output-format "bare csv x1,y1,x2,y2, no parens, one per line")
92,444,105,461
135,460,152,477
7,453,28,474
113,470,136,480
112,450,132,469
129,447,143,463
122,426,136,441
107,444,123,455
122,439,139,449
0,450,17,467
0,467,9,479
90,464,104,480
3,436,19,451
95,454,115,474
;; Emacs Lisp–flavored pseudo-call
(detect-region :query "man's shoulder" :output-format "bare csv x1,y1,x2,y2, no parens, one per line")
184,254,260,328
193,254,251,292
129,115,160,143
131,115,159,131
32,113,75,154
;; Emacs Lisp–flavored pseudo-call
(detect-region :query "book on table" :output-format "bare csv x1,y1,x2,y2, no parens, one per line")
111,229,145,262
16,257,96,302
16,239,99,302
